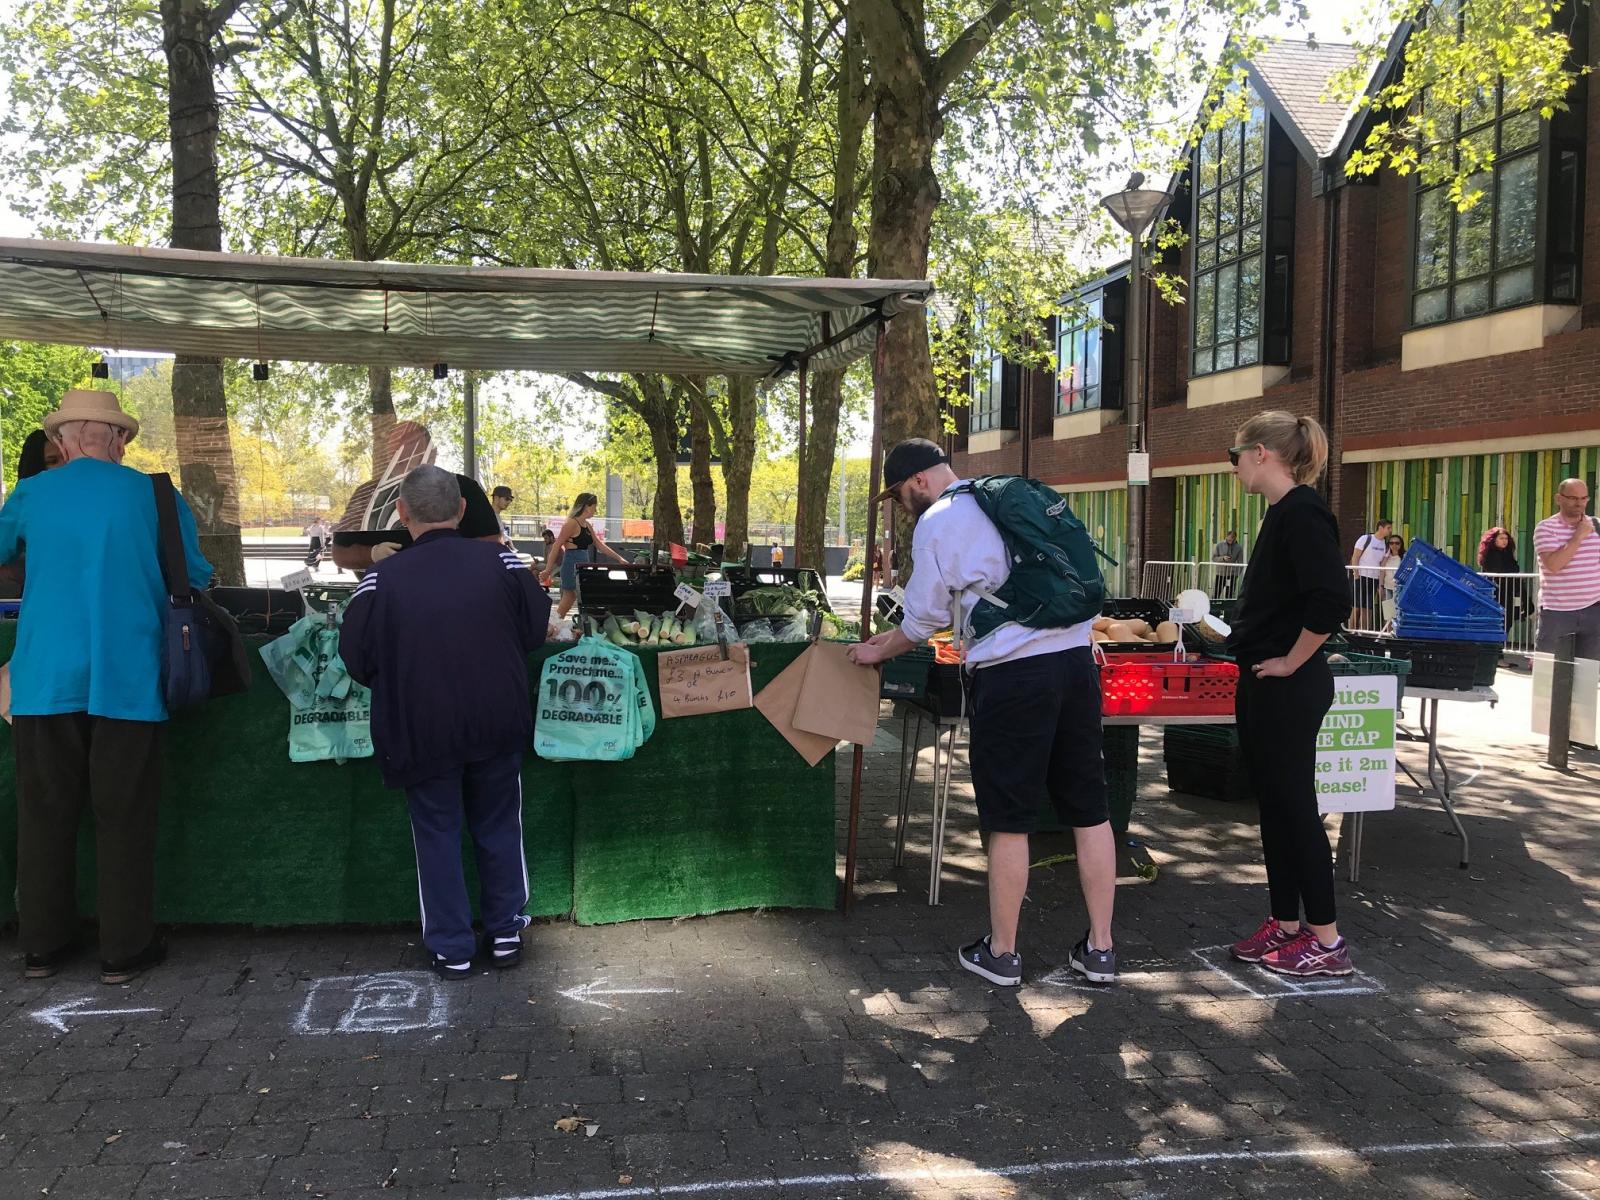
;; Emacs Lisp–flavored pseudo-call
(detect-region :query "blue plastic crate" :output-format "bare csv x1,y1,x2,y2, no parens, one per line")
1397,571,1503,623
1393,615,1505,644
1394,540,1495,598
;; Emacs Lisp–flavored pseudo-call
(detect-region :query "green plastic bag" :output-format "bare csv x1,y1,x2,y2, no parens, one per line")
260,615,374,764
534,636,656,762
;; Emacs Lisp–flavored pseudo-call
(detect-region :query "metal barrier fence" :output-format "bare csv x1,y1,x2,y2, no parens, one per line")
1139,559,1543,656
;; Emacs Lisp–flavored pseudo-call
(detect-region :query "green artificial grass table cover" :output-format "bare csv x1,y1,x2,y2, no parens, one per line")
0,626,836,927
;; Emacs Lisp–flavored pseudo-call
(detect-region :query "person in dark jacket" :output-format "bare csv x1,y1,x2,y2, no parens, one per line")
340,465,552,980
1224,412,1354,979
1478,526,1529,635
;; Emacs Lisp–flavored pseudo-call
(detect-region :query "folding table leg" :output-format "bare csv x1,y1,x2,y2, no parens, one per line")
928,721,961,906
1426,699,1470,868
894,709,920,868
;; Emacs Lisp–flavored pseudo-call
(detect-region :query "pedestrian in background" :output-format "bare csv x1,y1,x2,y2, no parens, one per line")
541,492,629,619
1534,479,1600,661
1478,527,1528,638
0,390,212,984
1225,411,1354,977
339,466,552,980
1212,529,1244,598
1379,534,1405,630
1348,516,1392,631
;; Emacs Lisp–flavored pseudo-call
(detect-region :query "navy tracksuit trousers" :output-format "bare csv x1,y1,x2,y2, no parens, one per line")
404,751,530,964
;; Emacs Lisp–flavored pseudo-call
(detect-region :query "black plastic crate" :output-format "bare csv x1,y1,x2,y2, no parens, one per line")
881,645,934,700
905,661,967,719
1164,725,1253,802
723,566,833,614
575,563,681,617
1099,597,1177,651
1344,632,1500,691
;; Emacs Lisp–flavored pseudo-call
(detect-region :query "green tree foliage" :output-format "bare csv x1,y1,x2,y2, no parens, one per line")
0,342,94,491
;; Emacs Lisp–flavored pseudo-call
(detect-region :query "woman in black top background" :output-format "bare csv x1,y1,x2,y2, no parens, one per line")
541,491,629,618
1224,411,1354,978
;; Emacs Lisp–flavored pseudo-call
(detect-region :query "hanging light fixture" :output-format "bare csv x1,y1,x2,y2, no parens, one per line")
432,362,449,379
91,360,110,379
252,363,271,382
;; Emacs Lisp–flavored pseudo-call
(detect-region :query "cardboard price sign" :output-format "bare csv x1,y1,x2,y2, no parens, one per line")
674,582,703,609
1315,674,1397,813
657,642,753,719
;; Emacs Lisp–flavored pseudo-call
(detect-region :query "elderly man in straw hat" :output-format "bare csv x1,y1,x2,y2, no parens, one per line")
0,388,212,984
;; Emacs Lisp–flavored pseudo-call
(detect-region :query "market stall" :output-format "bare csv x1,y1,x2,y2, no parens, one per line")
0,624,836,926
0,237,933,925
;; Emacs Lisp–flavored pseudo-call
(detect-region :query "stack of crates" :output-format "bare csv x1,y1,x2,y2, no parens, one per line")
1392,540,1504,643
1164,725,1253,804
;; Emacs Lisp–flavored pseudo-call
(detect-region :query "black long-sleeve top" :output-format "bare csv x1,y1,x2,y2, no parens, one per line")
1226,485,1351,668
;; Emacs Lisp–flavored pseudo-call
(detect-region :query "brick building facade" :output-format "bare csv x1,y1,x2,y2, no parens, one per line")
949,25,1600,590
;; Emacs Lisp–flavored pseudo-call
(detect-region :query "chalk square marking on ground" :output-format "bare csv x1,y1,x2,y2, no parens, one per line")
1189,944,1386,999
293,971,449,1035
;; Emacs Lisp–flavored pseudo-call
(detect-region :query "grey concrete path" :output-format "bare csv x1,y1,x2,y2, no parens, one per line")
2,680,1598,1199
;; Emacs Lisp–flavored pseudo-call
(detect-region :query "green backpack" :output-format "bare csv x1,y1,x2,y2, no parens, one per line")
948,476,1113,642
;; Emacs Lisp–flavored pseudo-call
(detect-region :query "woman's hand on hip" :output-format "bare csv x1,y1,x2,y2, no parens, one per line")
1251,656,1297,679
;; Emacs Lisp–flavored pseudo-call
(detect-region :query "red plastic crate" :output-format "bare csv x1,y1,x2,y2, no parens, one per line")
1099,653,1239,716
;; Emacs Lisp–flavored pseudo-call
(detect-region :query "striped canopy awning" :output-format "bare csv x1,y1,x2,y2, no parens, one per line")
0,239,932,376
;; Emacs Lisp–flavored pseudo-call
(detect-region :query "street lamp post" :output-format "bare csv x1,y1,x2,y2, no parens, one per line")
1100,176,1168,598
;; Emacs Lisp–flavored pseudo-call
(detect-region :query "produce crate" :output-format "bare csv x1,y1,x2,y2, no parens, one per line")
1163,726,1253,803
1344,632,1499,691
575,563,681,617
1104,725,1140,834
881,644,934,700
1394,539,1496,599
1392,613,1506,643
1326,650,1412,705
1099,597,1178,652
722,566,833,613
1099,653,1239,716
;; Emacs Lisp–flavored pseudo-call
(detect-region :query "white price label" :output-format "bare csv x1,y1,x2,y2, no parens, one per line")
888,586,906,605
704,580,732,599
1169,608,1187,625
674,583,703,607
280,568,314,592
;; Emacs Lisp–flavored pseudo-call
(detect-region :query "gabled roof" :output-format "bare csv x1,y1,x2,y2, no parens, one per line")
1243,38,1364,161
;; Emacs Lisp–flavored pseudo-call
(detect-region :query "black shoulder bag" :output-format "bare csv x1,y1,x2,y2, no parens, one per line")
152,473,251,712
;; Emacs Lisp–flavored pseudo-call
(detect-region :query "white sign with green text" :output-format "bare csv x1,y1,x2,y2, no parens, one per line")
1315,673,1397,814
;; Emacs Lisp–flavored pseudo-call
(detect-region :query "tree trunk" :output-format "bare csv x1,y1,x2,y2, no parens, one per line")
638,377,684,545
860,14,943,574
688,395,715,546
162,0,243,584
795,369,844,572
369,365,396,472
720,376,758,560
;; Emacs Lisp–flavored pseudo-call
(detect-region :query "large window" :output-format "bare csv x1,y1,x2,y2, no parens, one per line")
1191,93,1267,377
1412,85,1544,325
1057,294,1104,415
971,343,1006,432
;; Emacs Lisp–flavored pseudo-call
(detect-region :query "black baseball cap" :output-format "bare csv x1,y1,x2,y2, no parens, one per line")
871,438,948,503
491,485,514,499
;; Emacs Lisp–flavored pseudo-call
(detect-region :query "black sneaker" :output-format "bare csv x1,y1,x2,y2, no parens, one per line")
24,939,83,979
1068,933,1117,984
100,936,167,986
430,953,474,981
957,935,1021,987
485,918,530,970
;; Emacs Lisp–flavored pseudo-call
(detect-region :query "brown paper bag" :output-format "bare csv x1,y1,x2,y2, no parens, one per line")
791,640,881,746
657,642,753,718
754,645,838,766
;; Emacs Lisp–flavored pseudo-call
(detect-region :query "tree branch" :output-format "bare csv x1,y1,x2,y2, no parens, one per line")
932,0,1020,100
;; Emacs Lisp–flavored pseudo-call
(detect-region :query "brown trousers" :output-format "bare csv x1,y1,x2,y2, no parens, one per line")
13,713,163,962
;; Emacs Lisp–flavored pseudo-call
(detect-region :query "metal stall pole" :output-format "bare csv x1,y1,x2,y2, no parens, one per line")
842,324,888,914
795,365,807,566
463,371,479,482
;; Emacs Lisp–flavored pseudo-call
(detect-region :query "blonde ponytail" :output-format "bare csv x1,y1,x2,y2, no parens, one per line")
1235,411,1329,485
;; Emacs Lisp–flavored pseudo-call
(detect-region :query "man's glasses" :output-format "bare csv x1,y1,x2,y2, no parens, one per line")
1227,443,1258,467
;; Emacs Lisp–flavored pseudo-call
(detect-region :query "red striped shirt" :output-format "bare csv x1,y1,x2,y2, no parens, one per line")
1535,513,1600,611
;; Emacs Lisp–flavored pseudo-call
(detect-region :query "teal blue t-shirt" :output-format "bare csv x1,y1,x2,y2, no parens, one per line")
0,458,213,721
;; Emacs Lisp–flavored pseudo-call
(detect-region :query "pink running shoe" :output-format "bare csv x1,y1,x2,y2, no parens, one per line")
1229,918,1299,963
1259,931,1354,977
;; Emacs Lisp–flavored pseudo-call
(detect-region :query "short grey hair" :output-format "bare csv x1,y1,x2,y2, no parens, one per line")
399,465,462,526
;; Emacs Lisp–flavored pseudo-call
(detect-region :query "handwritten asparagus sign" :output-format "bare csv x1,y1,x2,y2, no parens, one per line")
1315,674,1397,813
657,642,753,719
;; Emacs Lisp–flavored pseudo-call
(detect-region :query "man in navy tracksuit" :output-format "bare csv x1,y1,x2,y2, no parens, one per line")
340,466,551,979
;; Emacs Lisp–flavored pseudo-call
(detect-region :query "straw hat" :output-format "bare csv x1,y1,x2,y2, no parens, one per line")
43,389,140,441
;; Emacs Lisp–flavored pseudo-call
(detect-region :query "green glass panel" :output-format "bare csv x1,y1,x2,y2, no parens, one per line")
1454,173,1492,277
1502,109,1540,153
1415,188,1451,289
1238,254,1262,336
1216,262,1238,342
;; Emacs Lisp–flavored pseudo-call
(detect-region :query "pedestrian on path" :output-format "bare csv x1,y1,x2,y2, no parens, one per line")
1348,517,1392,631
1533,479,1600,662
340,466,552,980
0,389,212,985
1212,529,1244,598
1225,412,1354,977
846,439,1116,988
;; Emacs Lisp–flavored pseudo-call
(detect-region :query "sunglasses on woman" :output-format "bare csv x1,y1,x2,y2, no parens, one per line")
1227,443,1258,467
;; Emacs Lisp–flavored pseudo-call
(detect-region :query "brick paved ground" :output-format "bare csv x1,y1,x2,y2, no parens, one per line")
3,677,1599,1199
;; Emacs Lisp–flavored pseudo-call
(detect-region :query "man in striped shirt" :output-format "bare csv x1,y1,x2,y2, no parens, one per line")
1534,478,1600,662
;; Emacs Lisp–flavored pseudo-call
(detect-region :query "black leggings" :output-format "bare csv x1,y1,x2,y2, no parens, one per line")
1235,661,1337,927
